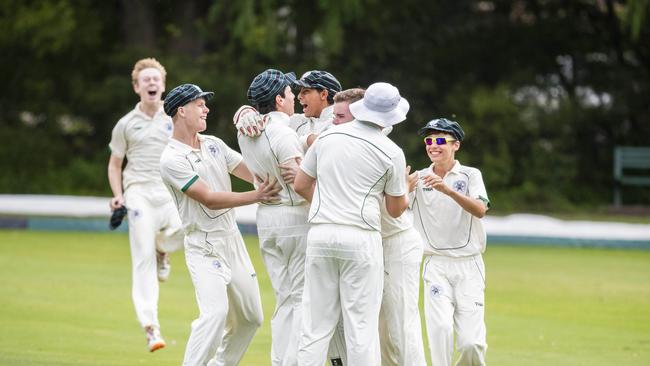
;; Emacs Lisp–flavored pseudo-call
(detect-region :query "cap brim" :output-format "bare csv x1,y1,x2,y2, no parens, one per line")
197,91,214,100
292,79,313,89
349,97,410,128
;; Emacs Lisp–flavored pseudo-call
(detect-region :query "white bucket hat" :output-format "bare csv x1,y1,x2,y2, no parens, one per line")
349,82,409,127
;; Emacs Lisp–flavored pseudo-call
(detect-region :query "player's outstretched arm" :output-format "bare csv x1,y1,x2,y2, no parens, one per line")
184,176,281,210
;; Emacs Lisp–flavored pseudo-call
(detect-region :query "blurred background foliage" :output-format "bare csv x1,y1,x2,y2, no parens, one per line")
0,0,649,212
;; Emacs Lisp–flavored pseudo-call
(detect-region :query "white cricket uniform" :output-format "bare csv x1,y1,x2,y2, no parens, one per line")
160,135,263,366
378,207,427,366
108,103,183,330
289,105,334,150
330,205,427,366
411,161,489,366
238,111,309,366
282,106,349,366
297,120,407,366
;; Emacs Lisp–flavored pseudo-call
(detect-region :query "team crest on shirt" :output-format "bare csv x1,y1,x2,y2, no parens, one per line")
212,259,222,269
430,285,442,297
207,143,219,158
453,180,467,193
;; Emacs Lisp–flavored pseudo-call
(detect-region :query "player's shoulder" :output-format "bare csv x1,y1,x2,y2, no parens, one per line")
288,113,312,130
457,162,483,177
200,134,225,145
115,106,140,126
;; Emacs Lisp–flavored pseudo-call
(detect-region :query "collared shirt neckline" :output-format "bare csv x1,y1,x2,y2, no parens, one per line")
133,102,165,120
429,160,461,178
266,111,290,125
169,134,206,153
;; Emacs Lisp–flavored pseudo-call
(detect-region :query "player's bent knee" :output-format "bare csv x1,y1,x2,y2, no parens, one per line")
456,341,486,366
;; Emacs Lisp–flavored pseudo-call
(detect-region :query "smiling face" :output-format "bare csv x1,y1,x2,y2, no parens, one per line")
297,88,328,117
178,97,210,133
133,67,165,104
425,132,460,164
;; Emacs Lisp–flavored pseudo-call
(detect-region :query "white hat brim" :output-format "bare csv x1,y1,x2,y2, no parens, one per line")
349,97,410,128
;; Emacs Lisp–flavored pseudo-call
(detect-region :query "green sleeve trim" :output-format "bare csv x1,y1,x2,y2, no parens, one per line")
479,195,491,209
181,175,199,192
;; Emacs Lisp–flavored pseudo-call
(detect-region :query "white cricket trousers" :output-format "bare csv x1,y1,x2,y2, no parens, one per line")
182,229,264,366
256,204,310,366
297,224,383,366
423,254,487,366
124,183,183,329
379,227,427,366
324,228,426,366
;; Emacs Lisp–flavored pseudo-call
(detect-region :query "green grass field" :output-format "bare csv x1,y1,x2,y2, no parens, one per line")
1,230,649,366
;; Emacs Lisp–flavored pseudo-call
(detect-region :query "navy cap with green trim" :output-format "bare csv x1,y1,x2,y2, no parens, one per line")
247,69,297,105
418,118,465,141
164,84,214,117
292,70,342,96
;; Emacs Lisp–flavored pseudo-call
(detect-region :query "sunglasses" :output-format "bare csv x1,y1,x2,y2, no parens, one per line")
424,136,457,145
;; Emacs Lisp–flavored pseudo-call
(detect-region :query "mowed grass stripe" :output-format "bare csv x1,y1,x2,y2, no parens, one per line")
1,231,649,365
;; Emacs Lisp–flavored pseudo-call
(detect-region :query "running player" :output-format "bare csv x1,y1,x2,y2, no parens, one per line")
107,57,183,352
159,83,281,366
412,118,490,366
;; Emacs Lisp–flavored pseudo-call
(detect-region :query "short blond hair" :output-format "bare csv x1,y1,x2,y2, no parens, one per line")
334,88,365,103
131,57,167,85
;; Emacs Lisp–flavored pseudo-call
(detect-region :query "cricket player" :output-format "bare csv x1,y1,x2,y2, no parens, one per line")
237,69,309,366
107,57,184,352
412,118,489,366
293,82,410,365
159,83,281,366
330,88,427,366
233,70,347,365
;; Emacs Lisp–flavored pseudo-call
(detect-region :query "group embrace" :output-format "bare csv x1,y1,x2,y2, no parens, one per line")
108,58,490,366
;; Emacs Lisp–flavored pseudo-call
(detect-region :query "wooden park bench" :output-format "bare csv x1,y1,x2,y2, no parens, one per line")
613,146,650,207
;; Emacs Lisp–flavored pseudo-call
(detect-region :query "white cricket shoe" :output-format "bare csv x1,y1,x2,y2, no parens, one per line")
156,251,171,282
144,325,166,352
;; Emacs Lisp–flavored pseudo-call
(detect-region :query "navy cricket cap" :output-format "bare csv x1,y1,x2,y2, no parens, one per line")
164,84,214,117
247,69,297,105
418,118,465,141
293,70,342,96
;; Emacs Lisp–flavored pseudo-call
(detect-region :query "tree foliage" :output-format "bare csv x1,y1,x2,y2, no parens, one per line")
1,0,648,210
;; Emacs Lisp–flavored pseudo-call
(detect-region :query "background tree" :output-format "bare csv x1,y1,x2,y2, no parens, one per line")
0,0,648,210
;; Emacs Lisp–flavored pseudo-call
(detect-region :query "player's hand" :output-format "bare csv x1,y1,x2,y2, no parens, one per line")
406,165,418,192
279,157,302,184
255,174,282,202
233,106,267,137
422,173,450,194
110,195,124,211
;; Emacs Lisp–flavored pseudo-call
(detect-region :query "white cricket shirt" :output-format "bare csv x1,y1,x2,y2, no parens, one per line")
380,203,414,238
109,103,173,190
160,134,243,234
237,111,306,207
411,161,490,257
301,120,407,231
